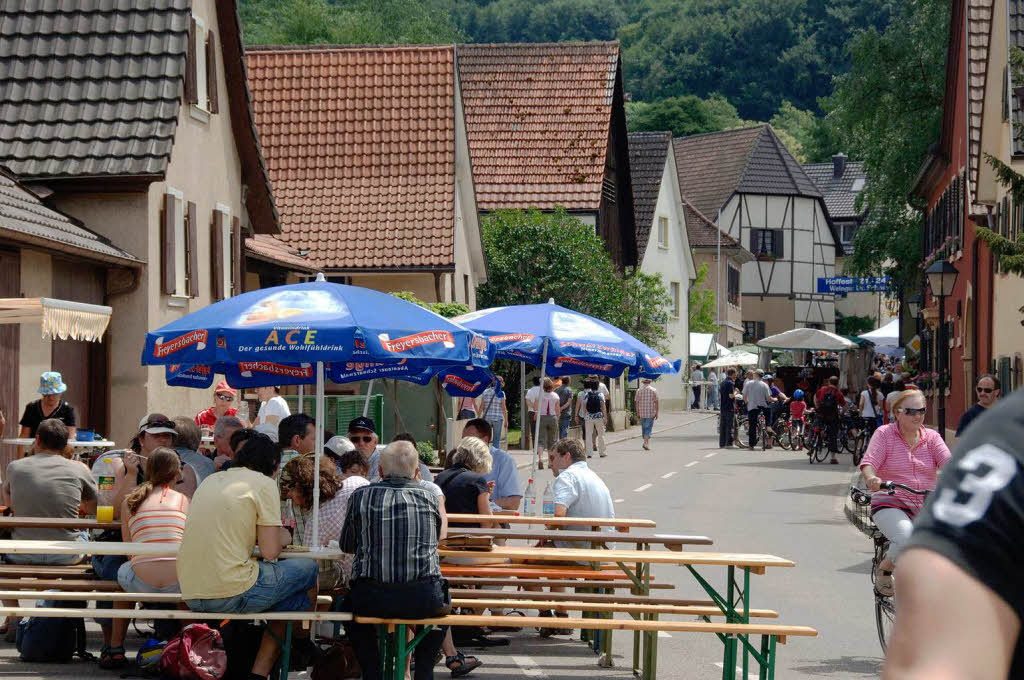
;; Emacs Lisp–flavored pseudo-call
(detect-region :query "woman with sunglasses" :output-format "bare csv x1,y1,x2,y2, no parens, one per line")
193,381,239,429
859,388,951,596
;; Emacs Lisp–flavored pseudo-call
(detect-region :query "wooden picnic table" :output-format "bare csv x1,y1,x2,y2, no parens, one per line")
447,513,656,529
440,545,793,570
0,539,342,561
0,516,119,531
1,438,116,449
447,526,711,550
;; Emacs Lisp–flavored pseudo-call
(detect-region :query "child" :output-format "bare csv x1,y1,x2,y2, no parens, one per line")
790,389,807,436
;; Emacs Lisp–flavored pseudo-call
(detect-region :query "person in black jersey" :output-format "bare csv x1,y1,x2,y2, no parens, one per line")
885,388,1024,679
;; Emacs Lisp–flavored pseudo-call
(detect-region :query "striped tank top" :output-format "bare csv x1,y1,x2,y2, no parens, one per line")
126,489,188,566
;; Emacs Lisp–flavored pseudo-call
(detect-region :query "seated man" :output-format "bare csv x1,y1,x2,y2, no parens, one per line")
341,440,448,680
351,416,433,482
177,434,319,678
462,418,522,511
212,415,245,471
172,416,216,484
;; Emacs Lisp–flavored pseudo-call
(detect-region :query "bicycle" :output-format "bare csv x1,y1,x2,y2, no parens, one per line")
804,413,829,463
849,481,931,653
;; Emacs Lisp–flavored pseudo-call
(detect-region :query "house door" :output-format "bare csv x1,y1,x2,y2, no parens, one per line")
0,250,19,439
51,259,108,434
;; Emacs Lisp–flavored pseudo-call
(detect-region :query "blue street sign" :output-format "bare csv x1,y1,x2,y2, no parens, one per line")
816,276,891,294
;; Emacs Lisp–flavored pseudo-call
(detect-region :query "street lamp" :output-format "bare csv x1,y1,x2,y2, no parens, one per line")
905,292,922,319
925,259,959,440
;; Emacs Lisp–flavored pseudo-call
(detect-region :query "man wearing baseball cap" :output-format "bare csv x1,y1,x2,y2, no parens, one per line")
194,381,238,429
350,416,433,483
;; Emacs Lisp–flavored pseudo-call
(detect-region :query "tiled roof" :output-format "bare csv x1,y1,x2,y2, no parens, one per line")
682,197,741,249
0,167,139,265
245,45,457,270
968,0,993,195
245,234,319,274
0,0,189,179
458,42,619,211
627,131,670,254
673,125,822,220
802,158,867,220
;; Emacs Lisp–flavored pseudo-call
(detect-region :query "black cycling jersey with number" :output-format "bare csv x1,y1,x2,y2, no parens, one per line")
906,389,1024,676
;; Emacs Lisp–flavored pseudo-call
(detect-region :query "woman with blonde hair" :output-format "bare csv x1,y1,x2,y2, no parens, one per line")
859,388,951,596
105,448,190,668
436,436,495,529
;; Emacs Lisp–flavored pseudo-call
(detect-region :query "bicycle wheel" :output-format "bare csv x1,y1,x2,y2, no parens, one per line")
759,417,768,450
777,423,792,450
814,435,831,463
852,433,866,465
732,414,747,449
875,594,896,653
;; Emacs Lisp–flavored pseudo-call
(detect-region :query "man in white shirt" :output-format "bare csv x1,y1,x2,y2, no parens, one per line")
707,370,720,410
690,364,705,409
255,386,290,427
741,370,772,449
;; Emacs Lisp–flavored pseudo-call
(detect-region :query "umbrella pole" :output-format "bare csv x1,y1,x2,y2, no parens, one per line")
297,385,304,414
311,361,324,549
362,379,374,417
531,337,549,475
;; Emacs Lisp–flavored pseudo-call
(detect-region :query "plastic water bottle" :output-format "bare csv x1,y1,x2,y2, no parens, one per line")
523,478,537,516
237,398,250,425
541,481,555,517
92,456,117,523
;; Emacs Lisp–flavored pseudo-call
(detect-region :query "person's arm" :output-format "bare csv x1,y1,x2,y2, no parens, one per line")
256,525,289,560
67,426,77,442
177,465,198,499
475,492,497,529
1,478,10,508
435,492,449,541
120,498,131,541
653,392,659,419
79,469,98,515
254,477,288,559
884,548,1019,680
602,399,608,423
553,504,568,517
111,456,136,519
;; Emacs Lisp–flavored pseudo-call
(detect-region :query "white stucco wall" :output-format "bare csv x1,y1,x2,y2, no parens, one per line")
16,250,53,412
718,193,836,331
638,154,694,408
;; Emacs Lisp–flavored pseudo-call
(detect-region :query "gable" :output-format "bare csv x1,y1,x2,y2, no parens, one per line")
628,131,671,254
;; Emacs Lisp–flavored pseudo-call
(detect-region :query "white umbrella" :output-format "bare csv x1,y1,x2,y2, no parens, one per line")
757,328,857,352
702,351,758,368
859,318,902,356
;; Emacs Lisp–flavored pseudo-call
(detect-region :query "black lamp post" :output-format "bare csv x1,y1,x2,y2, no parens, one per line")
925,260,959,440
905,293,922,319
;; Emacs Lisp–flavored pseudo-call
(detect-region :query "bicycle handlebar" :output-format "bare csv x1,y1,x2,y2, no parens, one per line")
850,482,931,506
880,481,931,496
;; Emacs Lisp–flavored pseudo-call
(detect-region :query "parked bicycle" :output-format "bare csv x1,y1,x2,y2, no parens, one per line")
850,481,931,653
804,412,829,463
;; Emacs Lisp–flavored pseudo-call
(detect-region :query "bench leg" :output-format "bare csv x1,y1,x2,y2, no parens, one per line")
394,624,407,680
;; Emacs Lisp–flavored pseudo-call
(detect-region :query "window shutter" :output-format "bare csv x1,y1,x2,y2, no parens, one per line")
231,215,242,296
161,193,177,295
205,30,218,113
774,229,784,257
750,230,757,253
211,210,224,301
186,201,198,297
184,17,198,105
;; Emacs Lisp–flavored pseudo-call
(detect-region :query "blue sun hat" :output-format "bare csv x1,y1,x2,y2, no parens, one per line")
38,371,67,395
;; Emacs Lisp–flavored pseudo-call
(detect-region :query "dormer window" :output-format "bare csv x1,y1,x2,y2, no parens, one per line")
184,15,219,120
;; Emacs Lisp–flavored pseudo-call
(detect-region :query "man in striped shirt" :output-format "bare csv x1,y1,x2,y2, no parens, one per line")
635,378,659,451
340,440,447,680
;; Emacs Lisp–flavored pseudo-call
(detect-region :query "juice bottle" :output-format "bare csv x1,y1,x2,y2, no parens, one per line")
92,456,117,523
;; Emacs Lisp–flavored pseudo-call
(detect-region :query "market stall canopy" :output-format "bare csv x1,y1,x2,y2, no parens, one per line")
689,332,717,358
0,297,112,342
858,318,902,356
702,351,758,368
757,328,857,352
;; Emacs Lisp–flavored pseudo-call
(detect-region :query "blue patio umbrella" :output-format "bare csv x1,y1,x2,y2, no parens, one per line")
452,301,677,471
145,275,490,546
631,358,683,381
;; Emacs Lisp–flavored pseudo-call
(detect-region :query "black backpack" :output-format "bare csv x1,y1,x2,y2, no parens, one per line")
16,599,91,663
585,390,603,415
819,390,839,418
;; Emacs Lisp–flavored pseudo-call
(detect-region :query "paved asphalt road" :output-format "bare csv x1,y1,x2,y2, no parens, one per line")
0,412,883,679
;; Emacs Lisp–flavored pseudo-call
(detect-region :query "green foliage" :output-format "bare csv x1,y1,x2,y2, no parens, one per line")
239,0,461,45
769,101,839,163
389,291,470,319
416,440,438,465
979,153,1024,275
626,94,744,138
688,262,717,333
835,313,875,336
825,0,948,294
477,208,673,351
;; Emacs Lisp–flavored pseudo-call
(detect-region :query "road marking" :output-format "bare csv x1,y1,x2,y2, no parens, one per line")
633,483,653,493
512,655,545,677
661,471,677,479
685,461,699,468
705,452,719,458
658,631,672,638
614,498,624,504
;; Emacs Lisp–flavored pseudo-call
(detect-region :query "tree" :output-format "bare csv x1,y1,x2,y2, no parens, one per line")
835,313,874,336
824,0,948,293
477,208,673,351
688,262,717,333
239,0,461,46
388,291,469,319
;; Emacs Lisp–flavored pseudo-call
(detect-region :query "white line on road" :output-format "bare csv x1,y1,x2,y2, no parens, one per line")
633,483,653,493
660,471,677,479
685,461,699,468
705,452,719,458
658,631,672,638
512,655,545,677
614,498,624,504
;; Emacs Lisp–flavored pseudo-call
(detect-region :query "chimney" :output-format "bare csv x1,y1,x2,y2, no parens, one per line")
832,153,847,179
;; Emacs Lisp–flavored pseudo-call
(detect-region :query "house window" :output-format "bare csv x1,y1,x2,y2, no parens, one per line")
185,15,219,117
727,265,740,306
657,216,669,247
743,321,765,343
750,229,783,258
161,189,188,297
839,223,858,244
670,281,680,318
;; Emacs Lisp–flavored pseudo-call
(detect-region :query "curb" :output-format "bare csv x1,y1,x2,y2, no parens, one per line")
844,469,876,535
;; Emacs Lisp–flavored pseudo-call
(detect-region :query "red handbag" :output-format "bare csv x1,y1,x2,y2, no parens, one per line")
159,623,228,680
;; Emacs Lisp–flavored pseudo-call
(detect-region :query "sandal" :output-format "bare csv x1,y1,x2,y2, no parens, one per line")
98,645,128,670
446,652,482,677
875,570,895,598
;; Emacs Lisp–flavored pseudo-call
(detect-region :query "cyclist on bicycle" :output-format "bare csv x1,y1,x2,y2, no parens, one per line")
763,375,787,444
790,389,807,435
858,388,951,596
741,370,772,450
815,376,846,464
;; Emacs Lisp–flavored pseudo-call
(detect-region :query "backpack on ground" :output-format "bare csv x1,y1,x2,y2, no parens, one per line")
159,623,227,680
819,390,839,418
585,390,603,415
217,620,265,680
16,598,91,663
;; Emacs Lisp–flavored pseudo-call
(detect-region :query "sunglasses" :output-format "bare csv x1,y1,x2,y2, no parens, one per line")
216,394,235,402
349,435,374,443
976,387,996,394
901,407,927,416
